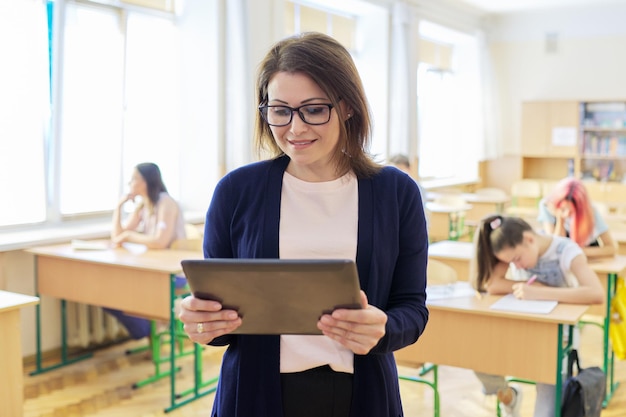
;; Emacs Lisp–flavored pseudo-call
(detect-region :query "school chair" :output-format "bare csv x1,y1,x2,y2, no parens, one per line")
394,260,457,417
475,187,509,200
541,180,558,199
505,179,542,219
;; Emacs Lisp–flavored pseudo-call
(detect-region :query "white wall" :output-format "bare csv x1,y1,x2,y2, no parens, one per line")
486,2,626,154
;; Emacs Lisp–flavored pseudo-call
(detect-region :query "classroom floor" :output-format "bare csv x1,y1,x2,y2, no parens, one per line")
23,322,625,417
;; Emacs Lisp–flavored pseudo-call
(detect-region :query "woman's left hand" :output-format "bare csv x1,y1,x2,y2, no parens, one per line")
111,230,130,246
317,290,387,355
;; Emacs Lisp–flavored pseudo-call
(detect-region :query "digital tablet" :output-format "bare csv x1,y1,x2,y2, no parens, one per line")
181,258,362,335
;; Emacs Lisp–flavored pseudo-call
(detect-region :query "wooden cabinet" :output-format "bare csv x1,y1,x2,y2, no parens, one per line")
521,101,579,157
520,101,579,180
519,100,626,214
521,100,626,185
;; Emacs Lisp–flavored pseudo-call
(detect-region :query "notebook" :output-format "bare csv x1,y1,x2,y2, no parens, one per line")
181,258,362,335
489,294,558,314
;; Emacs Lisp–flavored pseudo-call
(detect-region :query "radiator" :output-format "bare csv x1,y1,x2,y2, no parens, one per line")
66,302,127,348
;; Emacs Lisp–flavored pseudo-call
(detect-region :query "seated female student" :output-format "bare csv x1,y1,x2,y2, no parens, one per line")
471,214,604,417
538,177,615,258
106,162,186,339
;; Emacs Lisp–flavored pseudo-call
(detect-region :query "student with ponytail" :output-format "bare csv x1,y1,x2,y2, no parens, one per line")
471,214,604,417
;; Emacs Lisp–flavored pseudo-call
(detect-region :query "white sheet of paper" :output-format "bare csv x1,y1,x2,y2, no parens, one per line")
427,281,477,300
489,293,558,314
71,239,110,250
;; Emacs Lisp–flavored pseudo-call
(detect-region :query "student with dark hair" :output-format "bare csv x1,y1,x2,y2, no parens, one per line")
106,162,186,339
177,32,429,417
471,214,604,417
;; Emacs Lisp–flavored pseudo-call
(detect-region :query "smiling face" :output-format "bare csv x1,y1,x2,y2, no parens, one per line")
266,71,345,182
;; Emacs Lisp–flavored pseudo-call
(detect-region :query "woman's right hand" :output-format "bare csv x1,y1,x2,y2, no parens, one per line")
118,193,135,208
178,295,242,344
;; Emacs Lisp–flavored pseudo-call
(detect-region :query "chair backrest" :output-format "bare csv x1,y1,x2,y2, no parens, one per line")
475,187,508,199
427,259,458,286
184,223,203,239
511,179,542,200
541,180,558,198
433,194,468,209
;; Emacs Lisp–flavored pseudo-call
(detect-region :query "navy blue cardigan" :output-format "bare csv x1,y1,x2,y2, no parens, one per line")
203,155,429,417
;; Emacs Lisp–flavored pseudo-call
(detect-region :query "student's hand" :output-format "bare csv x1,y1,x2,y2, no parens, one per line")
511,281,544,300
111,230,130,247
178,295,242,344
118,193,136,208
317,291,387,355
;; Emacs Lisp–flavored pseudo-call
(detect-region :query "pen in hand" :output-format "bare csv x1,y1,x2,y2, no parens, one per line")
526,275,537,285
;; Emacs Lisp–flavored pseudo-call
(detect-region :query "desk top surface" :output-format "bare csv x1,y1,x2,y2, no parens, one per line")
428,240,473,259
588,254,626,274
425,202,473,213
428,192,510,204
427,293,588,325
26,241,202,274
0,290,39,312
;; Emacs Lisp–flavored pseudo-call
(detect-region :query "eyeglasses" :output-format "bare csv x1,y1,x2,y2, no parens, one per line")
258,103,335,127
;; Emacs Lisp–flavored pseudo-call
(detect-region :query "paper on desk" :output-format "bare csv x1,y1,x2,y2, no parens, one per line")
489,294,558,314
71,239,110,250
427,281,477,300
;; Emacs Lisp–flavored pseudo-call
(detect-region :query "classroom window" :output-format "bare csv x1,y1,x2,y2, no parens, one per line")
59,2,181,217
417,21,482,180
0,0,49,227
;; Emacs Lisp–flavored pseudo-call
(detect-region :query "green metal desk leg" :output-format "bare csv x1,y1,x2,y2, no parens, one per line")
603,272,620,407
164,273,219,412
399,364,439,417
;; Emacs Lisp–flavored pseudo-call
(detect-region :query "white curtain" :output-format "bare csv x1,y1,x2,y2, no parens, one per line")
0,0,49,226
477,30,500,160
225,0,252,169
387,1,417,161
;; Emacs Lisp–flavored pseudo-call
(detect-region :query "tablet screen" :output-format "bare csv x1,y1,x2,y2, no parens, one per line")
181,258,362,335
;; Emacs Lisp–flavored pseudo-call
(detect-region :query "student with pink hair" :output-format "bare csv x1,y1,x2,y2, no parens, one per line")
538,177,615,258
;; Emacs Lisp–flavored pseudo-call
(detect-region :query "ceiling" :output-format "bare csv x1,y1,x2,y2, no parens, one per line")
458,0,626,13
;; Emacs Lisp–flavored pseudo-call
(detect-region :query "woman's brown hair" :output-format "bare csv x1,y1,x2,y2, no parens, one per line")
254,32,380,178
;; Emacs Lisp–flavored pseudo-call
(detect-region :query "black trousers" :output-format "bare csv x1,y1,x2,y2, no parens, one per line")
281,365,353,417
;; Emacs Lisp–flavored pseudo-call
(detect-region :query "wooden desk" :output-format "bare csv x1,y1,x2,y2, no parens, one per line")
396,295,588,417
611,230,626,255
428,240,473,280
424,245,624,406
0,290,39,417
587,255,626,405
426,202,473,242
428,192,510,223
25,243,207,412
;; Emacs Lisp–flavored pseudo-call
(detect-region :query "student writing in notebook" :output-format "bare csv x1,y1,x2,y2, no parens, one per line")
538,176,615,258
471,214,604,417
177,32,429,417
105,162,187,339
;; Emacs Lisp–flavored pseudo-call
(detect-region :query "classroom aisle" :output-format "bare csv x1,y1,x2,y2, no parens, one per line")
22,323,625,417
